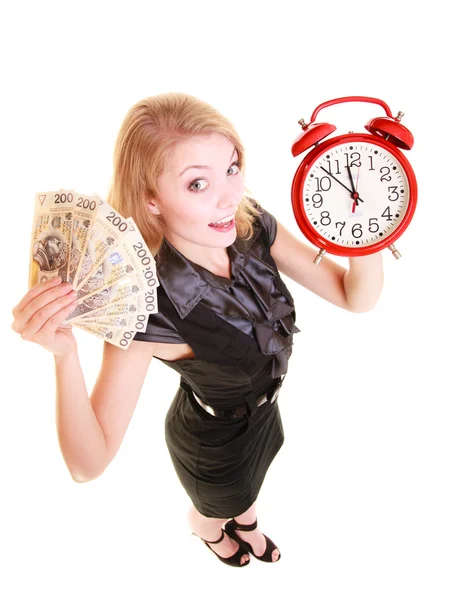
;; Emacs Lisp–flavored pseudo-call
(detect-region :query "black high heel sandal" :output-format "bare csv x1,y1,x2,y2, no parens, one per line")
224,518,281,562
192,528,251,567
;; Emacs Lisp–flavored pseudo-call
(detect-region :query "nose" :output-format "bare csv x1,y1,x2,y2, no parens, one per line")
217,196,240,217
217,179,243,213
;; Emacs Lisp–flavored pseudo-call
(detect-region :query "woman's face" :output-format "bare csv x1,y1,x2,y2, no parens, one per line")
148,132,244,252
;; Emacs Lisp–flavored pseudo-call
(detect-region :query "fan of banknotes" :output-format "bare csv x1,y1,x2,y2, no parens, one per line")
28,189,159,349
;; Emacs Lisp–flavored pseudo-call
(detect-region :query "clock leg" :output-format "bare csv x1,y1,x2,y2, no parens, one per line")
313,248,327,265
388,244,402,259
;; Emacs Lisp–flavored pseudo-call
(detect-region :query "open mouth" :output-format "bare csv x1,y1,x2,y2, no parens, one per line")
208,213,236,229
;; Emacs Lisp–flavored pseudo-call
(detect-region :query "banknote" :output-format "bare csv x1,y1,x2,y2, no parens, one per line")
74,322,138,349
125,217,159,316
76,314,133,328
29,190,74,287
69,298,141,323
73,290,150,332
74,200,131,291
65,190,100,285
66,276,143,321
29,188,159,348
75,217,158,302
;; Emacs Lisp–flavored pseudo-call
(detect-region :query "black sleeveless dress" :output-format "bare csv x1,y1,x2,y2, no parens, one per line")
134,205,300,518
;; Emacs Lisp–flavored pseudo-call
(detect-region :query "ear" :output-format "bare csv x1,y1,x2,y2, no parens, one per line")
146,194,162,216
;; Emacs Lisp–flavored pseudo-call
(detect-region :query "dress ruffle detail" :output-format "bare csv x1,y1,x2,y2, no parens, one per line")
238,251,300,378
145,219,300,379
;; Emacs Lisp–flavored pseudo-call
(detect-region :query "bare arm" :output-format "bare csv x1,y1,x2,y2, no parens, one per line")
12,277,155,483
55,339,154,483
270,219,384,312
54,348,106,482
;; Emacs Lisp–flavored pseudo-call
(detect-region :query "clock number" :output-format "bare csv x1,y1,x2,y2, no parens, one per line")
326,159,341,175
380,166,392,182
368,218,379,233
335,221,346,236
320,211,331,226
344,152,361,168
311,193,323,208
314,176,331,192
382,206,393,221
368,156,375,171
388,185,399,201
351,223,363,238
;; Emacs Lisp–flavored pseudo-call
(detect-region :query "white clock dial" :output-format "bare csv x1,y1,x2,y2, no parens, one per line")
302,142,410,248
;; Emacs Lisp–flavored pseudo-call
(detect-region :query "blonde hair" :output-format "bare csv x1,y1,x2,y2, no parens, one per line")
106,92,262,259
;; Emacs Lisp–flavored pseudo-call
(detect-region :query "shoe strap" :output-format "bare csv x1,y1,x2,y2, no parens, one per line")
204,528,225,545
233,518,258,531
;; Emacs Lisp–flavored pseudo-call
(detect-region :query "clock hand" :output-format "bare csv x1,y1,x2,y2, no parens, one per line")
346,165,359,213
346,165,364,208
320,166,353,194
346,165,364,207
355,166,361,213
346,165,357,194
320,166,365,205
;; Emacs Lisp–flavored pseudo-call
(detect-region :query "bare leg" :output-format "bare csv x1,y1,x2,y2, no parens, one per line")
187,504,250,565
232,500,280,562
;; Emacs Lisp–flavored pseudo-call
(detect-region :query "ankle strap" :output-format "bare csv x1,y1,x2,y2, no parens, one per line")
233,518,258,531
205,529,225,544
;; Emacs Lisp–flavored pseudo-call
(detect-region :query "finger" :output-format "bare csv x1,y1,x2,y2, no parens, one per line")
17,282,75,329
12,276,62,318
20,290,78,339
37,299,79,337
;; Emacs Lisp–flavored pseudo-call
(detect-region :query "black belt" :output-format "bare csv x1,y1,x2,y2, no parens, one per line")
180,375,285,419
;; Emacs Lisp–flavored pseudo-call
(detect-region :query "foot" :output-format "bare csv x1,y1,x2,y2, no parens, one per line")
233,520,280,562
203,529,250,566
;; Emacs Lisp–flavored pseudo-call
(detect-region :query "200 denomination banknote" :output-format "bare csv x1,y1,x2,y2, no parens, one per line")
29,189,159,348
29,190,75,286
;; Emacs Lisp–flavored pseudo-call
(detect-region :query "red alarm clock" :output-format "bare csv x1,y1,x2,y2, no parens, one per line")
291,96,418,264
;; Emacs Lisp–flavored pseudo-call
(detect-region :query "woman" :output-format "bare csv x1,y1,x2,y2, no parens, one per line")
11,92,383,568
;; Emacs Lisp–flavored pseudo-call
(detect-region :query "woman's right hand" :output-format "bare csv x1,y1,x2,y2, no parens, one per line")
11,276,79,357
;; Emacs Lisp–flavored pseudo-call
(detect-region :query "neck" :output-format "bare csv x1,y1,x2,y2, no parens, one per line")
164,233,232,270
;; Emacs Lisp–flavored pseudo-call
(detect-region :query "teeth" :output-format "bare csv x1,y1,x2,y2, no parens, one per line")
211,213,235,225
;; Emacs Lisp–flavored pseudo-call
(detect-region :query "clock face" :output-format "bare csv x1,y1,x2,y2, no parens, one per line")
301,140,411,249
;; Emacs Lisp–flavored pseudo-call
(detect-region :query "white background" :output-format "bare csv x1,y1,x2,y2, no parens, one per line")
1,1,449,598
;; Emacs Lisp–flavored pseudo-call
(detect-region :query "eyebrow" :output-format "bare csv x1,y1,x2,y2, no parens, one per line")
178,147,238,178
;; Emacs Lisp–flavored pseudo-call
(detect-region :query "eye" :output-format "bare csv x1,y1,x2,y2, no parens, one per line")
188,160,242,193
227,161,241,176
189,179,208,192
